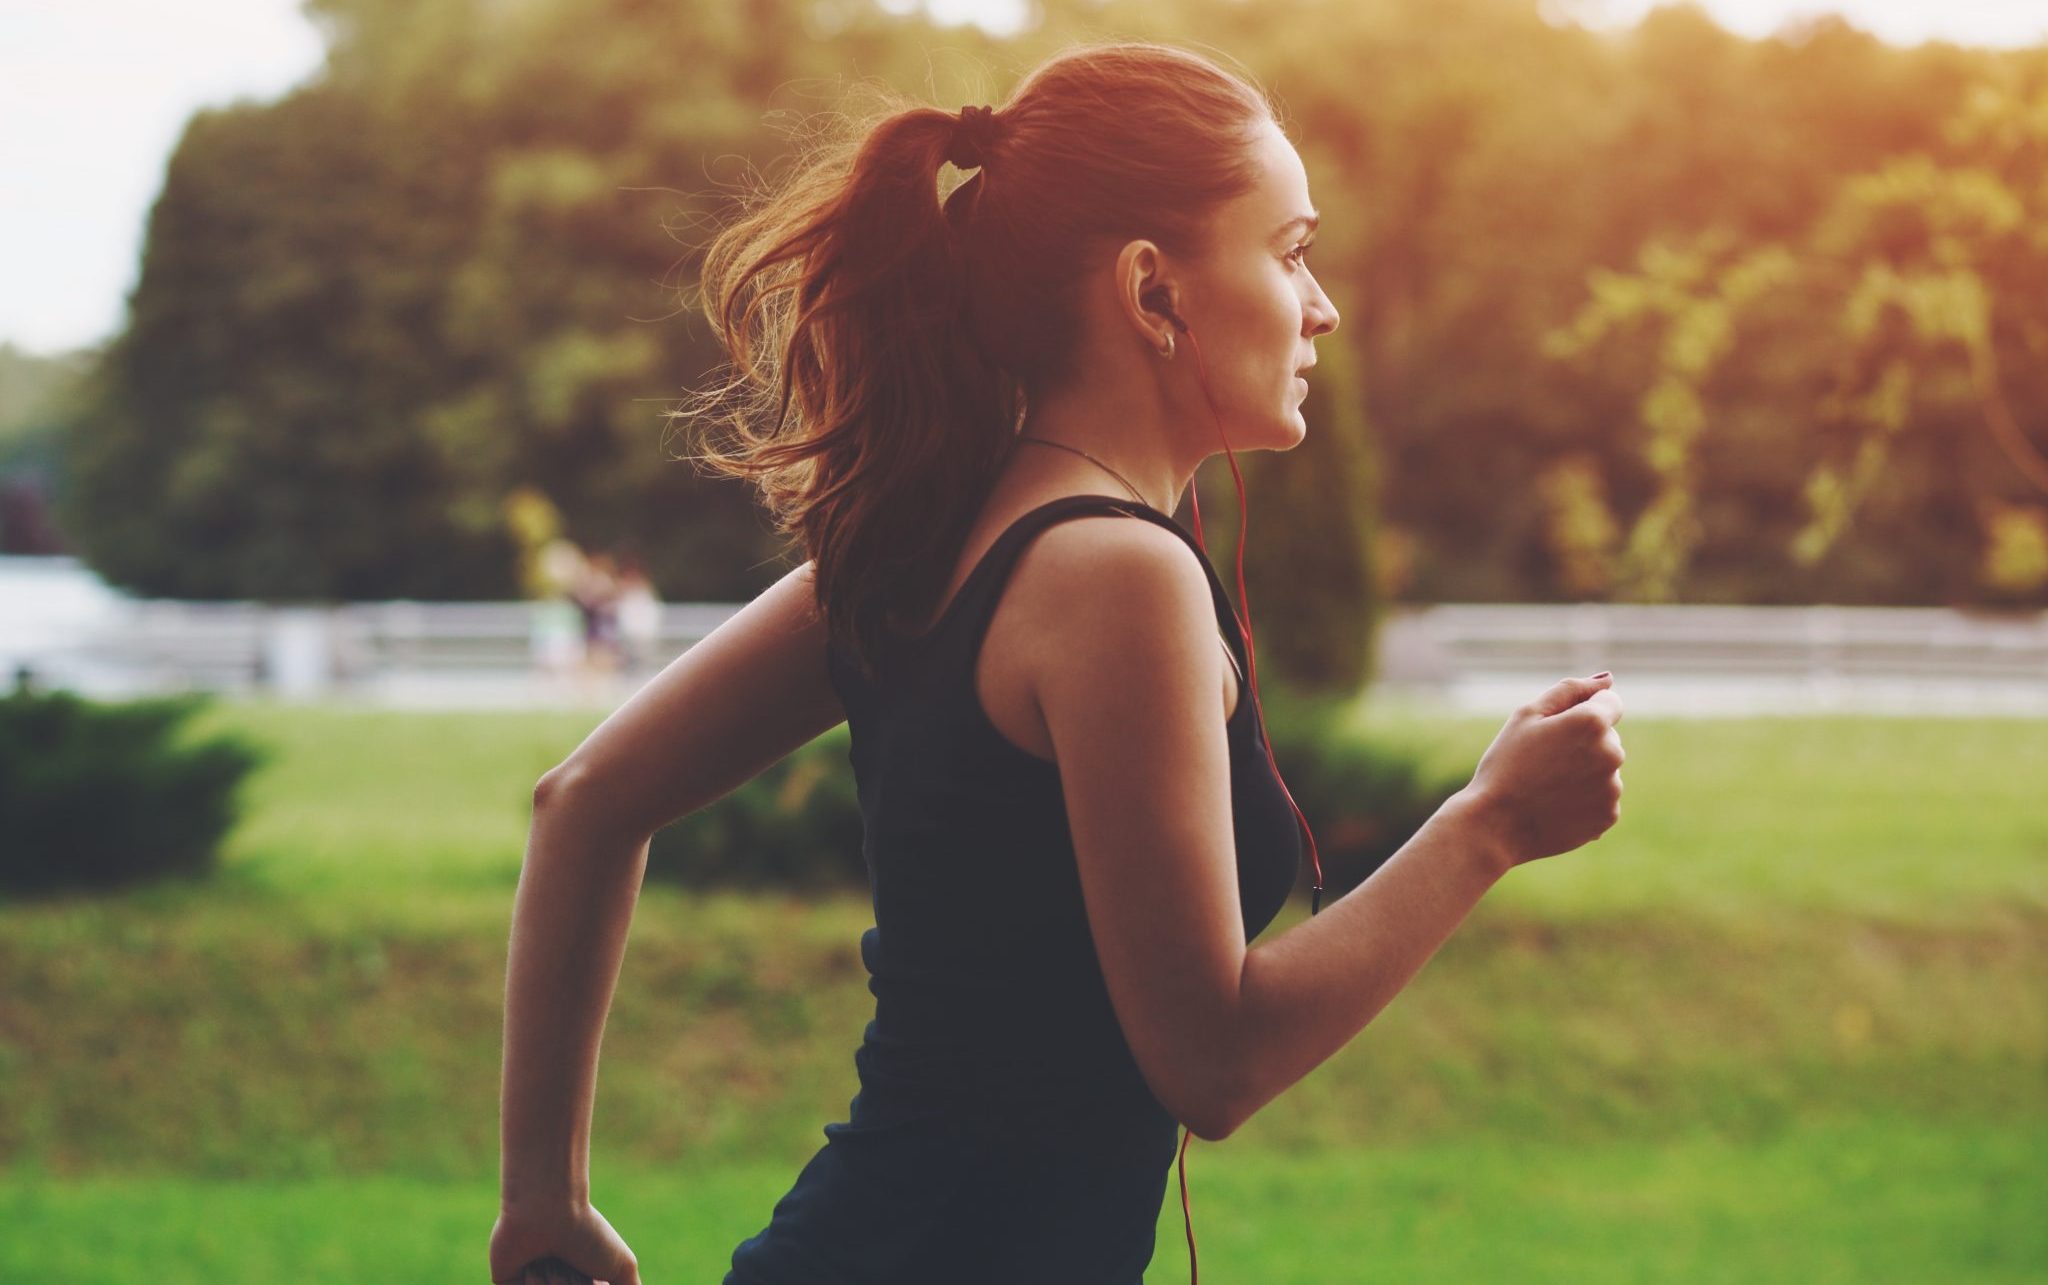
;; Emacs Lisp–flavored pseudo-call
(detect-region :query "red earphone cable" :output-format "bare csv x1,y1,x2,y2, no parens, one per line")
1182,329,1326,911
1170,321,1327,1285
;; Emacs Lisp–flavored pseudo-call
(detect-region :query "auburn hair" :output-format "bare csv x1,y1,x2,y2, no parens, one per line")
671,40,1276,682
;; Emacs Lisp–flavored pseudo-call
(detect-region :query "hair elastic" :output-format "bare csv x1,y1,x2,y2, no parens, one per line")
946,104,1000,170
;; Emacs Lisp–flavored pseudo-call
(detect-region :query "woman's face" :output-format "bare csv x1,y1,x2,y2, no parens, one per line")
1176,120,1340,453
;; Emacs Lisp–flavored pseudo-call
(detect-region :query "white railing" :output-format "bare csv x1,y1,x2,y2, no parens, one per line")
4,556,2043,714
1374,603,2048,715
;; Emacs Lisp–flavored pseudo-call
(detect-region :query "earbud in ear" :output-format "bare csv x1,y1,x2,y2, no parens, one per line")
1142,287,1188,333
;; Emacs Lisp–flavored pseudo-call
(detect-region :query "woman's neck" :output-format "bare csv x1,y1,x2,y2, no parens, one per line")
1008,409,1190,516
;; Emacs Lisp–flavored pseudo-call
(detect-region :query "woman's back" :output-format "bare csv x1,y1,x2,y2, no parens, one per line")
724,493,1302,1285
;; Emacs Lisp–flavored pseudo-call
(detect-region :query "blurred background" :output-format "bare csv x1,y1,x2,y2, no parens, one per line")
1,1,2043,1281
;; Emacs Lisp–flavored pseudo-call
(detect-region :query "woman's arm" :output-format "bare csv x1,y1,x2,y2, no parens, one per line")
500,558,844,1205
1031,520,1617,1142
499,804,648,1208
1225,670,1621,1136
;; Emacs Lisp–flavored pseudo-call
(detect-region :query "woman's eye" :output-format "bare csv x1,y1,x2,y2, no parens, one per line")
1287,241,1316,266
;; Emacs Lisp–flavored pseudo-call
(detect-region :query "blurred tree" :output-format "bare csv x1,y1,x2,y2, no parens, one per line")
1543,62,2048,606
60,86,512,599
47,0,2048,616
1979,497,2048,596
61,0,1019,602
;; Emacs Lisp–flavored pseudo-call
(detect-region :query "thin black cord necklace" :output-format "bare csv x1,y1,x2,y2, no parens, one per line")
1014,435,1167,514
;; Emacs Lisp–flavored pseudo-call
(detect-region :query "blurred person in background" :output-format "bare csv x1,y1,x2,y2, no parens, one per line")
531,537,590,685
569,551,625,679
611,549,662,678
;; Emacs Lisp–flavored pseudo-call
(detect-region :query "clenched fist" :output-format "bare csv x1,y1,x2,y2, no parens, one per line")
1464,673,1626,868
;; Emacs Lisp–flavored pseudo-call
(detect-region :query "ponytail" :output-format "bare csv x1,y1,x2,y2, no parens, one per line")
672,91,1015,680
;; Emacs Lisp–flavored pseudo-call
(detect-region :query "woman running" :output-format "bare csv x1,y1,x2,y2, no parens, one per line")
492,39,1625,1285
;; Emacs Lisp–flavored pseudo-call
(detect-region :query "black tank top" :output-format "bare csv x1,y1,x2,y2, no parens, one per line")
725,493,1303,1285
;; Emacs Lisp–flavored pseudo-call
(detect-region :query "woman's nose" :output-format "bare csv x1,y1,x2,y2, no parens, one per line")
1306,283,1339,336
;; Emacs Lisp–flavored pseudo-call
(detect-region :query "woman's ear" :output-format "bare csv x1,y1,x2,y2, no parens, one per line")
1114,239,1182,351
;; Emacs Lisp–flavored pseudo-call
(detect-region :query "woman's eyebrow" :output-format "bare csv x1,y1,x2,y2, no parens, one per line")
1272,212,1320,239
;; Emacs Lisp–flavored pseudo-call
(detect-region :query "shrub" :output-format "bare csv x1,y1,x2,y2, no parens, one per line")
645,728,867,891
0,684,270,897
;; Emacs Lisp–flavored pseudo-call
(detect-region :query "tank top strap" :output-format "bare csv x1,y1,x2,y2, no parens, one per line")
933,493,1249,684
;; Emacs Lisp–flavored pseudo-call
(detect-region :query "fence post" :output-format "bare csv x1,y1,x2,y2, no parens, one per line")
1806,606,1846,711
262,604,334,700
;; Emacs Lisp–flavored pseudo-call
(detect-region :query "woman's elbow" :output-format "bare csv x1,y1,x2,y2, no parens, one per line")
533,763,579,812
1166,1068,1247,1143
532,762,619,827
1180,1096,1243,1143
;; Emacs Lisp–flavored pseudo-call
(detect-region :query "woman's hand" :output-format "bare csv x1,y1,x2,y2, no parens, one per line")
489,1194,643,1285
1462,672,1626,869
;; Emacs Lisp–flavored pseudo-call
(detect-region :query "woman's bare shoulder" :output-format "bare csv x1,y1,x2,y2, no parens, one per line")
1005,513,1220,704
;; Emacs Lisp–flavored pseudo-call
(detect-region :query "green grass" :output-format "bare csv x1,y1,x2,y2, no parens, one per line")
1340,705,2048,922
5,883,2036,1175
173,702,593,916
2,699,2043,1281
159,700,2048,923
3,1118,2039,1283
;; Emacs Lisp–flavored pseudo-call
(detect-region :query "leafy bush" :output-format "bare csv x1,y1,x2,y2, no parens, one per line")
0,685,270,897
646,728,867,891
646,693,1464,901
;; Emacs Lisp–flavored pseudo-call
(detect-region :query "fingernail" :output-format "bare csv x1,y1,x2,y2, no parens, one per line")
1591,671,1611,681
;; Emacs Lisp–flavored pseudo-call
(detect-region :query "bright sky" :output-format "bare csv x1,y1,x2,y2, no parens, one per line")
4,0,2045,357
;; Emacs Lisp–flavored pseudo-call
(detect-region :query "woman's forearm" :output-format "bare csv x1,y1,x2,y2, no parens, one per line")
499,771,652,1207
1224,787,1516,1135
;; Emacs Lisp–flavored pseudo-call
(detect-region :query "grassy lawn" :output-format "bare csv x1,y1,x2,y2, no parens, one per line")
155,699,2048,922
1,699,2042,1281
4,1117,2041,1284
